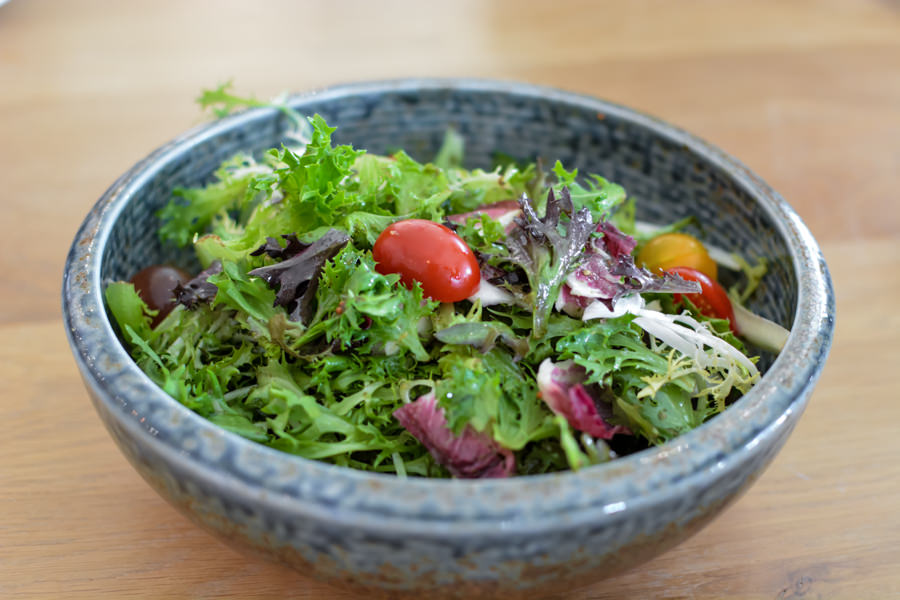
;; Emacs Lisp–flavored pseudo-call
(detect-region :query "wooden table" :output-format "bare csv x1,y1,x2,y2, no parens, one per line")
2,1,899,597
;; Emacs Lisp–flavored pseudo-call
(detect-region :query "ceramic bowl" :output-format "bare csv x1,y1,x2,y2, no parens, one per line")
63,79,834,599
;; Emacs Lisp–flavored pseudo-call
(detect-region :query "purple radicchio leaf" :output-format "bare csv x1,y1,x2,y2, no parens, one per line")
593,221,636,258
536,358,630,440
393,392,515,478
248,228,350,324
446,199,522,234
559,220,700,316
173,260,223,309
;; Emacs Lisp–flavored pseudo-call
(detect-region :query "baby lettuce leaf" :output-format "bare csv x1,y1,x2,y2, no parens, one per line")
173,261,222,309
504,188,595,338
303,246,439,361
197,81,307,132
159,153,267,247
551,161,626,221
248,228,349,323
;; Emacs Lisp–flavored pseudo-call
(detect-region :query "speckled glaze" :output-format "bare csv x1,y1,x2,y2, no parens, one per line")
62,80,834,598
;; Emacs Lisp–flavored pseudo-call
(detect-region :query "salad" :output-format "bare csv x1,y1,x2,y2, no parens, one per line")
106,90,788,478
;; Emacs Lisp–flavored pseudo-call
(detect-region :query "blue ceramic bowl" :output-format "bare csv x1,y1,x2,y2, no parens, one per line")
63,79,834,598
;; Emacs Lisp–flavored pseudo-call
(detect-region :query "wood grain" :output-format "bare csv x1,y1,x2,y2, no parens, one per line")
2,0,899,598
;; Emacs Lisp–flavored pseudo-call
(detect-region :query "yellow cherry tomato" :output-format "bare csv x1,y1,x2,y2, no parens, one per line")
636,232,718,281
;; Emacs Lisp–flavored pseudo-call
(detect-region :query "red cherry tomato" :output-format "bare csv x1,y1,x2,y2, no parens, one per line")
373,219,480,302
667,266,738,333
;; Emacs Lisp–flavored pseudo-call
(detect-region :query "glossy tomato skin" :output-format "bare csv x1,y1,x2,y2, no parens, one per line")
668,266,738,333
637,232,718,281
373,219,480,303
130,264,190,327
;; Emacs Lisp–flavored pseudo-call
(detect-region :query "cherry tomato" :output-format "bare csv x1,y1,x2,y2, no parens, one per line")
668,266,738,333
373,219,480,302
637,232,718,281
130,264,190,327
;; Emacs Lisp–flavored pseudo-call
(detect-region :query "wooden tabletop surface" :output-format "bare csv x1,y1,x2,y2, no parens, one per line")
2,0,899,597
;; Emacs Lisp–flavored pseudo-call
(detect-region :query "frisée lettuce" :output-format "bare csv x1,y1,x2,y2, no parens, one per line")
105,94,771,478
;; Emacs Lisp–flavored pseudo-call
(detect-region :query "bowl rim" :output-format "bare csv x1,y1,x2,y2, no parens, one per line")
62,78,834,536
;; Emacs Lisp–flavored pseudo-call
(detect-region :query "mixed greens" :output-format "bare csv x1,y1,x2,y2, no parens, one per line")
106,91,783,478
